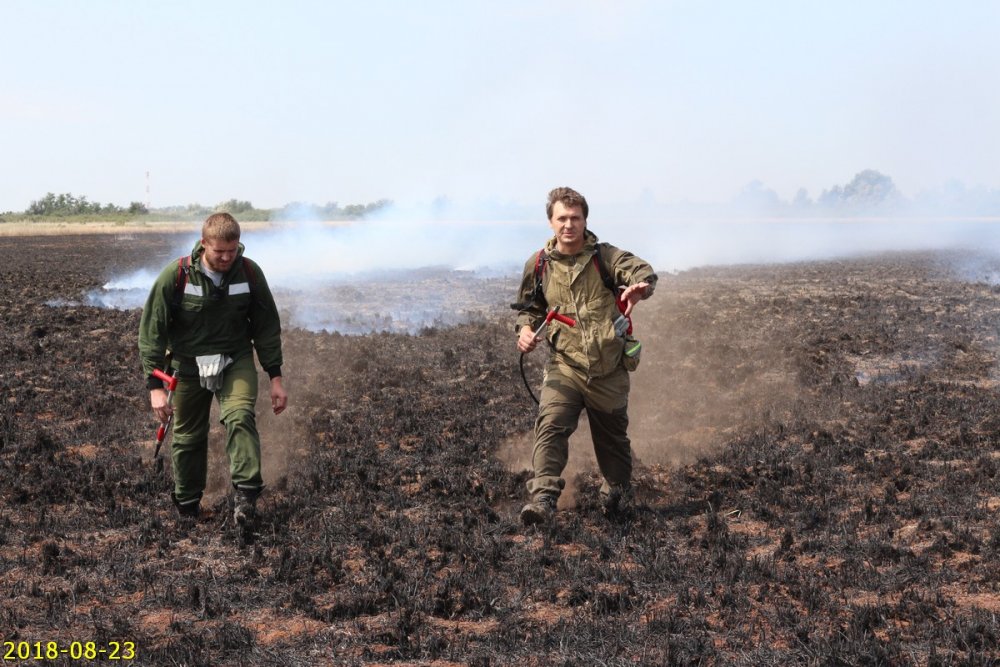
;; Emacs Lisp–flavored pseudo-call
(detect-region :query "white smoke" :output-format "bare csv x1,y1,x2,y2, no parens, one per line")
243,218,538,281
86,219,540,333
84,213,1000,332
84,268,162,310
601,217,1000,273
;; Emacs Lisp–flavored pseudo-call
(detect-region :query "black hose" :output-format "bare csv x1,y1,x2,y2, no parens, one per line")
519,353,539,405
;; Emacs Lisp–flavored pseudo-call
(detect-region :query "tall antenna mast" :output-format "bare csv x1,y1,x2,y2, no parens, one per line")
145,170,151,209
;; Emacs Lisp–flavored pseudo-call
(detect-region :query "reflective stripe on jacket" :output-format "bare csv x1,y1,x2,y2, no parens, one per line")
138,239,283,380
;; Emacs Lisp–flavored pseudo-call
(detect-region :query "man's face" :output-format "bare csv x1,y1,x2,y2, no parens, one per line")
549,201,586,251
201,238,239,273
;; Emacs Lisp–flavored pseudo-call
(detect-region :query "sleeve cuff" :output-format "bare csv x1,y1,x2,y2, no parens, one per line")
265,366,282,379
146,375,165,390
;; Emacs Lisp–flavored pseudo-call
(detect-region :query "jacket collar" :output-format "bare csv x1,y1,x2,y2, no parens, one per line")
545,229,599,260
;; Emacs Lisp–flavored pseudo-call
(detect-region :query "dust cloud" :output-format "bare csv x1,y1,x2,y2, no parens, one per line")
497,215,1000,504
497,282,800,506
200,380,309,504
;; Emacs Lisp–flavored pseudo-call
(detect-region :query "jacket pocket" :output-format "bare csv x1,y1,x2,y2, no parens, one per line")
180,295,204,311
622,335,641,372
174,296,205,328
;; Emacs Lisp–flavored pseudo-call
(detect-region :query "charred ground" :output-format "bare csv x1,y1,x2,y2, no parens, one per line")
2,234,1000,665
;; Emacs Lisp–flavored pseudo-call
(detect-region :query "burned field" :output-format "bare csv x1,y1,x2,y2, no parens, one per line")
3,233,1000,665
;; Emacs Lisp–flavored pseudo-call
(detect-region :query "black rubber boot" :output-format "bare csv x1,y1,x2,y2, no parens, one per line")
233,486,261,527
171,492,202,519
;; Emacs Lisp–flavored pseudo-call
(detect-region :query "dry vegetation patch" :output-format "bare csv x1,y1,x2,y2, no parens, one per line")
3,236,1000,663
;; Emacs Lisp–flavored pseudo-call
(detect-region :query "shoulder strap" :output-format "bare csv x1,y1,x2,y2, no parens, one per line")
533,248,550,303
594,244,632,328
172,255,190,310
243,257,257,299
242,257,257,295
592,244,616,292
509,249,548,311
534,248,548,282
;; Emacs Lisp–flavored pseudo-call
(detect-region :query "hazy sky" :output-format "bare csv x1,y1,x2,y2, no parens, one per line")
2,1,997,212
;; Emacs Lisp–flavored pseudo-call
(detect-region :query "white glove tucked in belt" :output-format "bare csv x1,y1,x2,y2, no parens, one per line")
196,354,233,392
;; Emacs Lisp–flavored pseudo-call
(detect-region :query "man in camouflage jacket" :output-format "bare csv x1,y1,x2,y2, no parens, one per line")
514,187,656,524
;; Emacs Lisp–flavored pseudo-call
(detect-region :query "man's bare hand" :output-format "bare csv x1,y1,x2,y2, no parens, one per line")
620,282,650,316
517,325,541,354
150,388,173,423
270,377,288,415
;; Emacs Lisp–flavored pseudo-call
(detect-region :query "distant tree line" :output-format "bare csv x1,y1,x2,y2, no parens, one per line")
0,194,393,223
731,170,904,216
25,192,148,217
152,199,273,222
271,199,393,221
6,173,1000,223
728,169,1000,218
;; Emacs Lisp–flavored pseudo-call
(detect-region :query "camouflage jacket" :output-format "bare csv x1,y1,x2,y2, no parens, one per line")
514,230,657,379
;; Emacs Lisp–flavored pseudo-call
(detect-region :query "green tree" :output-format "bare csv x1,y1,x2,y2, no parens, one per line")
24,192,151,219
27,192,102,215
215,199,255,215
819,170,900,211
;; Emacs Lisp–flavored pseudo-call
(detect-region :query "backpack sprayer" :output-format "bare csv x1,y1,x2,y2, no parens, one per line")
150,366,178,472
520,306,576,404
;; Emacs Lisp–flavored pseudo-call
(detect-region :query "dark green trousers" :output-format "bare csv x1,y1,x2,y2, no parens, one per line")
526,362,632,500
170,354,263,503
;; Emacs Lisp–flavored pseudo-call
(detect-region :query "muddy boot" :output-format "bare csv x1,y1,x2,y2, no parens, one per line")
520,493,557,526
601,484,634,520
171,492,202,519
233,490,257,527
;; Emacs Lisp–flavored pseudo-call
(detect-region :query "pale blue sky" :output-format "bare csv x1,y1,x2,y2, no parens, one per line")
2,1,997,213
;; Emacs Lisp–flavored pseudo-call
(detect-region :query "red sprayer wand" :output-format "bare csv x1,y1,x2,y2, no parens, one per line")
151,367,178,471
532,305,576,338
520,306,576,404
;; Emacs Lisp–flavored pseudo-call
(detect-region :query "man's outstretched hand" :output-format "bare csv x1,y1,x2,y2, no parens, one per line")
620,282,651,316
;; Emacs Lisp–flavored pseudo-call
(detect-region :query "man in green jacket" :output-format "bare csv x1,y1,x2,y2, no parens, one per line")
514,187,656,525
138,213,287,524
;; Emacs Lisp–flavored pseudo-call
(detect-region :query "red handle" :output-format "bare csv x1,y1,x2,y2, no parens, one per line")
156,423,167,442
548,311,576,327
152,368,178,391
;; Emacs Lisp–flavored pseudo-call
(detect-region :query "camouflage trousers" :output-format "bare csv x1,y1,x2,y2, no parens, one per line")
170,354,264,504
526,362,632,500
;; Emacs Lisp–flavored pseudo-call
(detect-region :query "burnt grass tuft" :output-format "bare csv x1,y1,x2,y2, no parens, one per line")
4,235,1000,664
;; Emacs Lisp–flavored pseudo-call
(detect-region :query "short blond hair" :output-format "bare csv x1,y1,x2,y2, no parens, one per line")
202,212,241,242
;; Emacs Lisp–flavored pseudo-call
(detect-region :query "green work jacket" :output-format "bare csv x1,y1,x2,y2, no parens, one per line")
138,240,283,386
